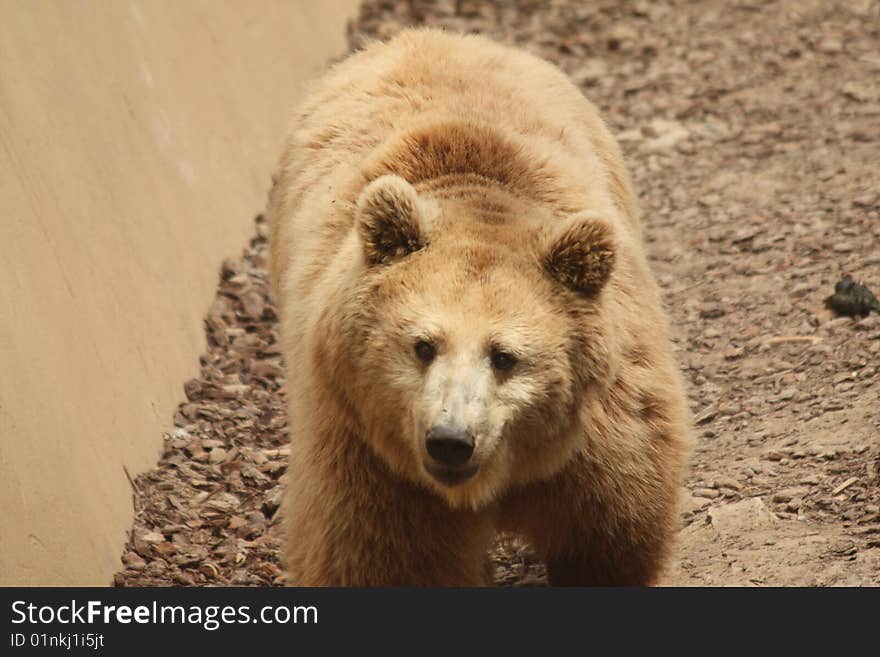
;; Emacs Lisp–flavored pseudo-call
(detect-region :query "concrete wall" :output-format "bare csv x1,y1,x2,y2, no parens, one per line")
0,0,359,585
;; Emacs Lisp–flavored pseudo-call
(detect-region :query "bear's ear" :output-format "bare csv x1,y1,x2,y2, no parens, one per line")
356,175,426,266
541,212,616,296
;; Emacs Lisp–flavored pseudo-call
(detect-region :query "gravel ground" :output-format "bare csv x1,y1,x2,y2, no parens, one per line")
115,0,880,587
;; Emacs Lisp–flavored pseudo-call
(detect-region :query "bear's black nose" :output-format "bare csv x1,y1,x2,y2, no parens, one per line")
425,425,475,467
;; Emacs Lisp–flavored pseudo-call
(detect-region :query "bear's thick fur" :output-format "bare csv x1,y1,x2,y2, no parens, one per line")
269,29,692,586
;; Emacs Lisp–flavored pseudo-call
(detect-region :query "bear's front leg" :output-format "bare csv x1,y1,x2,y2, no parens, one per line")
284,429,494,586
543,533,667,587
498,447,684,587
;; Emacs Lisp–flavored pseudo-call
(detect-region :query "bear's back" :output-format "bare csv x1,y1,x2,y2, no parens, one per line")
269,29,640,308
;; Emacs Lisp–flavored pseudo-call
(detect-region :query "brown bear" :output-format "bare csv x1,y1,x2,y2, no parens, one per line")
268,28,692,586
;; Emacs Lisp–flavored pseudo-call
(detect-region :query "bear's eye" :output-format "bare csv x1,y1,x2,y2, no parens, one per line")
490,348,517,372
414,340,436,364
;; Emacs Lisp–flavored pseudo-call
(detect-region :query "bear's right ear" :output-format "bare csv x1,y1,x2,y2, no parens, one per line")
356,175,426,266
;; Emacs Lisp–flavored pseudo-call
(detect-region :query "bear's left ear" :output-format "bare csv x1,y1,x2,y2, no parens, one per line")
541,212,616,296
356,175,427,266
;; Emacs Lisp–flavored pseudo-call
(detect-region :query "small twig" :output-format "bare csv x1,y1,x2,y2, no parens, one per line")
667,279,708,296
196,486,224,508
765,335,823,346
122,465,144,514
831,477,858,496
262,447,291,459
122,465,138,494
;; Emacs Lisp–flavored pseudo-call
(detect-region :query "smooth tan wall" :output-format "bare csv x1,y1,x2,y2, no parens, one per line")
0,0,359,585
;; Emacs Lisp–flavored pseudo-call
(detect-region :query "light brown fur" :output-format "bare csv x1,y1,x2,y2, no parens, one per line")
269,29,692,586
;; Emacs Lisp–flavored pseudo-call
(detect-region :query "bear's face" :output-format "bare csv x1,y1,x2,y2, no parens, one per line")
342,175,617,509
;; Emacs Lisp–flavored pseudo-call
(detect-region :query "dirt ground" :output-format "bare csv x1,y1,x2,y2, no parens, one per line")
114,0,880,587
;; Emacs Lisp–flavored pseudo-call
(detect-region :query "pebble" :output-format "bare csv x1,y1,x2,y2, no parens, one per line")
790,282,814,296
772,487,809,503
172,571,195,586
842,81,873,102
699,303,726,319
575,58,608,86
694,404,718,424
641,120,691,153
723,346,745,360
141,531,164,545
712,476,742,491
122,551,146,570
818,37,843,54
208,447,228,464
718,402,741,416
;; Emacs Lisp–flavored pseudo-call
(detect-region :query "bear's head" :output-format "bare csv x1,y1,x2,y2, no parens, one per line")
341,174,619,509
